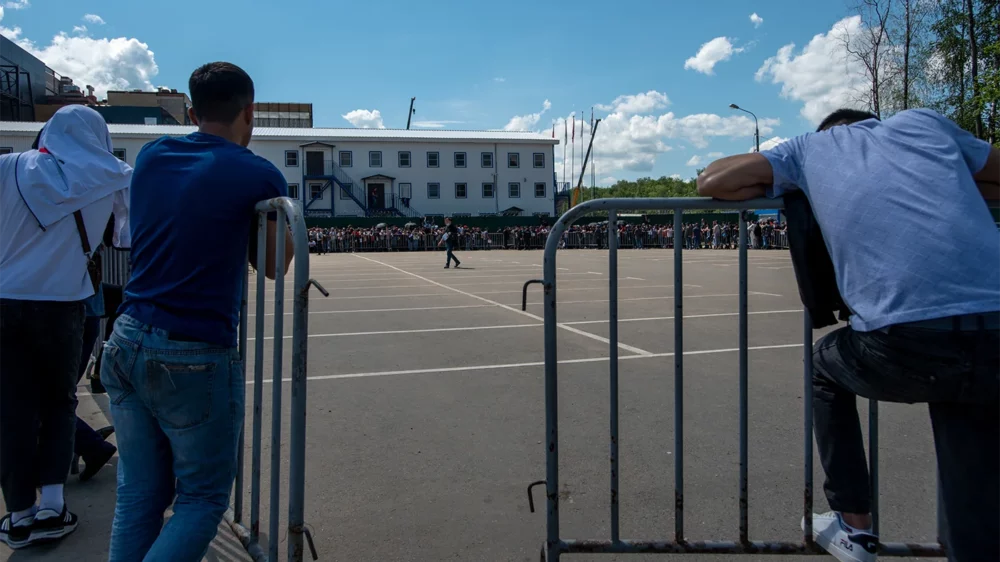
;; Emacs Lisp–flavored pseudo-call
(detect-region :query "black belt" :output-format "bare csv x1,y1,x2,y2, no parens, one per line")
902,313,1000,332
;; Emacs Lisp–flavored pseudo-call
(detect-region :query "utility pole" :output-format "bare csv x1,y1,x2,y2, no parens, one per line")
406,97,416,130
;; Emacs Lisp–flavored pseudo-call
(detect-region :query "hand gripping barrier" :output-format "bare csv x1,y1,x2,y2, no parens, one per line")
526,197,947,561
225,197,329,562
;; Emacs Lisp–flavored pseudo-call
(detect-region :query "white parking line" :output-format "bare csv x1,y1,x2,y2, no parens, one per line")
353,254,654,357
247,309,802,340
249,343,804,384
249,304,498,317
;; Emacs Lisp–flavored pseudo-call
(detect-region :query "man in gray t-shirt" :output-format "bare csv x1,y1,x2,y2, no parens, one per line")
698,108,999,562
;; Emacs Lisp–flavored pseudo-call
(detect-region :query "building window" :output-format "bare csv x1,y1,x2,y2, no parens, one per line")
533,152,545,168
508,182,521,198
339,151,352,167
287,183,299,199
112,148,127,161
369,151,382,167
481,152,493,168
454,152,467,168
427,182,440,199
339,182,353,200
534,182,546,198
399,182,412,199
507,153,519,168
455,183,467,198
482,182,495,198
285,150,299,167
398,151,411,167
0,147,13,155
427,151,439,168
310,183,324,200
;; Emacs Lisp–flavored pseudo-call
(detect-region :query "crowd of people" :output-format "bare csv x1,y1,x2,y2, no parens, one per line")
308,218,788,253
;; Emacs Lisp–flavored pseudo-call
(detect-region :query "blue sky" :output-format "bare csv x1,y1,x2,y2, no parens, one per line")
1,0,866,182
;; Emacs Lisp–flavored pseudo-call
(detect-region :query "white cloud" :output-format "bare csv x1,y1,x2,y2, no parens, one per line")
755,16,871,125
492,77,505,83
750,13,763,28
754,136,790,152
4,0,28,10
342,109,385,129
83,14,105,25
669,174,682,180
684,37,743,75
503,99,551,131
1,8,159,99
706,151,724,158
411,120,464,129
686,155,702,166
595,90,669,115
600,176,618,185
72,25,87,35
510,92,779,183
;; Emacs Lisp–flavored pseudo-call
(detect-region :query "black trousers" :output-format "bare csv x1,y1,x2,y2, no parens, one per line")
445,244,460,267
0,299,84,512
813,316,999,561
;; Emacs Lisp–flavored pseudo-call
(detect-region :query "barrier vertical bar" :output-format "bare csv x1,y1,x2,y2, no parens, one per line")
543,220,561,562
234,263,249,524
803,310,814,547
287,200,311,562
738,212,749,545
251,214,267,541
869,400,879,535
608,209,620,544
268,207,287,562
673,210,684,543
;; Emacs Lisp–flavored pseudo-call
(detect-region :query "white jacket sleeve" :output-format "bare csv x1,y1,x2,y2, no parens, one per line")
112,187,131,249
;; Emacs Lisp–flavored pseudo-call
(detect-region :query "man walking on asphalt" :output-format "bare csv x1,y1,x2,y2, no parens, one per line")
439,217,461,269
100,61,293,561
697,108,999,562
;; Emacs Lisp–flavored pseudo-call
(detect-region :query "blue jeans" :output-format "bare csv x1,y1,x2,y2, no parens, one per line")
101,315,244,562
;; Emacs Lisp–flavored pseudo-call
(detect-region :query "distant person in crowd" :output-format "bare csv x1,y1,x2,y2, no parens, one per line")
439,217,461,268
0,105,131,550
697,107,999,562
712,220,721,249
101,61,293,561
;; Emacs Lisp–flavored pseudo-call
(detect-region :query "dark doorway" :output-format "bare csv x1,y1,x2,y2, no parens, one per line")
368,183,386,209
305,151,324,176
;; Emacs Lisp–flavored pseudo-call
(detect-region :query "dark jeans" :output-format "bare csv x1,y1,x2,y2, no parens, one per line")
0,299,85,511
813,316,999,561
76,315,107,458
445,244,460,267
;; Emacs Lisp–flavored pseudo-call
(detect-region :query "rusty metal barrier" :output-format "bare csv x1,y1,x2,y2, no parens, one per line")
526,197,946,561
224,197,329,562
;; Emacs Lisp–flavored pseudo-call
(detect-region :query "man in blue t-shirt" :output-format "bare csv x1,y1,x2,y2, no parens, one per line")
698,108,999,562
100,62,292,562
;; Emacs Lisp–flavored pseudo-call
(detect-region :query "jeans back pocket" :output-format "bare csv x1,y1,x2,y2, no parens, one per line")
145,359,217,429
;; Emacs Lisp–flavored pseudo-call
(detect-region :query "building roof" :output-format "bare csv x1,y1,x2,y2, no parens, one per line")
0,121,559,144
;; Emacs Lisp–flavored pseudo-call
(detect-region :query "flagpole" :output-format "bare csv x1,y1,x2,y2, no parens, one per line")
571,112,575,199
562,119,567,190
591,108,596,200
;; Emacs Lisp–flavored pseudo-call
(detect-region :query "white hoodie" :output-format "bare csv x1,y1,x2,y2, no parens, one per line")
0,105,131,301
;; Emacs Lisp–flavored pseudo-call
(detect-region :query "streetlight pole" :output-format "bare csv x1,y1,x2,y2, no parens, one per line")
729,103,759,152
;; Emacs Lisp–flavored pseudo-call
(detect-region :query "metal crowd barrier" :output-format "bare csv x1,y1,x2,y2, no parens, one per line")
225,197,328,562
525,197,945,561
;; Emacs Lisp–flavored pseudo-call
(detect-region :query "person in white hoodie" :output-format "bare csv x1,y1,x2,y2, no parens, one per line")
0,105,130,550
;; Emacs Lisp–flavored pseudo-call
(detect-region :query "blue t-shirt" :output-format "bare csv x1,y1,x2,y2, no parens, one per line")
762,109,999,331
121,132,287,346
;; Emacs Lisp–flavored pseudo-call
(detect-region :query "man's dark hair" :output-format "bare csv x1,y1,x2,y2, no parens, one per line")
816,109,879,132
188,62,255,123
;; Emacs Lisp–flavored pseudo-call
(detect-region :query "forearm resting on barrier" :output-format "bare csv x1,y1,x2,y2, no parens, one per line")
250,220,294,280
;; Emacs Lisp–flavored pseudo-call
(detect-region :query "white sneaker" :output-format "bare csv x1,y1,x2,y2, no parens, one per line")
802,511,878,562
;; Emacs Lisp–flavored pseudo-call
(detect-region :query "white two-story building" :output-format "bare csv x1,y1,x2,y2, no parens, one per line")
0,123,559,218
